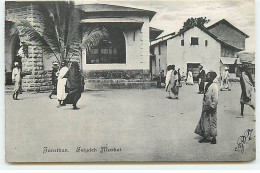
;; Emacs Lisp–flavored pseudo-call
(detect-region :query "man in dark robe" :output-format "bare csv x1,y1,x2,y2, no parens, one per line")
49,61,59,99
197,65,206,94
63,61,84,110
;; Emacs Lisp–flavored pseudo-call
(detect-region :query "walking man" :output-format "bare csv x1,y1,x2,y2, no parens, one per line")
57,61,69,108
239,64,255,117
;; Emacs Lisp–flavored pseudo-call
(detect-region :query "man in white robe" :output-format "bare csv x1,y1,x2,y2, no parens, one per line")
12,62,21,100
57,61,69,108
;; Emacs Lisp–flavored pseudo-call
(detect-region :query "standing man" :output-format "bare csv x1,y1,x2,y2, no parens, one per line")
177,68,182,87
195,71,219,144
197,65,205,94
12,62,22,100
220,67,231,91
57,61,69,108
49,61,59,99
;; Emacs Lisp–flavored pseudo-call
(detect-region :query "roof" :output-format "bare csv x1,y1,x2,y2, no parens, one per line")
220,57,237,65
207,19,249,38
166,25,243,51
150,27,164,40
80,18,143,24
76,4,156,21
150,32,176,46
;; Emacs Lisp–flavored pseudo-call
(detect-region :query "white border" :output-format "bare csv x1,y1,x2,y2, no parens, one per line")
0,0,259,170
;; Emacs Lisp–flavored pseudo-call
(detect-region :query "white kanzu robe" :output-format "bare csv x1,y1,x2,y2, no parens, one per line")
186,71,194,85
12,67,21,92
57,66,68,100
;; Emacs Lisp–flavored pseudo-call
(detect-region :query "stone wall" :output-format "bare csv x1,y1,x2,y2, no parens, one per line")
6,2,53,92
21,46,53,92
83,69,156,89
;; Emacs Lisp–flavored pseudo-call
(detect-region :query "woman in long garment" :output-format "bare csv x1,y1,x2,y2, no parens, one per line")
195,71,218,144
165,65,179,99
12,62,21,100
239,64,255,117
63,61,84,110
57,61,68,108
186,69,194,85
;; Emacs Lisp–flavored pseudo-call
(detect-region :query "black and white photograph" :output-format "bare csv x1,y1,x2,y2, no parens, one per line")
3,0,256,162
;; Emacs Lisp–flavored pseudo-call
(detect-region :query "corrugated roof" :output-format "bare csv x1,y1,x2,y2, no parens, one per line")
207,19,249,38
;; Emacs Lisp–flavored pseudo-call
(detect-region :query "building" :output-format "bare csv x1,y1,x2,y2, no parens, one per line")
5,2,158,91
150,19,248,81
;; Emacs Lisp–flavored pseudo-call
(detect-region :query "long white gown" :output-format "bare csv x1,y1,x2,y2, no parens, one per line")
57,66,68,101
186,71,194,85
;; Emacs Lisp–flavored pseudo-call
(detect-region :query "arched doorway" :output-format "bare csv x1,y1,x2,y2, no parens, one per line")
5,22,22,85
84,25,126,64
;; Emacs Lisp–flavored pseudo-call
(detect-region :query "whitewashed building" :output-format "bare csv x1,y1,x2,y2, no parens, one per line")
150,19,248,80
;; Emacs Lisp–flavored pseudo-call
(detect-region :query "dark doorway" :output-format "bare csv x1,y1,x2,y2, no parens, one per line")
187,63,200,81
6,33,21,85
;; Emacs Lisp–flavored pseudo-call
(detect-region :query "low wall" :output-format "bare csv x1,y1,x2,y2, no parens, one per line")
83,69,156,89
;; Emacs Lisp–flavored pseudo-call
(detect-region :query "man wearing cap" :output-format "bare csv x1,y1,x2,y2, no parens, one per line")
12,62,22,100
57,61,68,108
49,61,59,99
220,67,231,91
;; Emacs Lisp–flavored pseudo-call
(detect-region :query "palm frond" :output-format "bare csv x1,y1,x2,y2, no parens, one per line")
81,25,110,49
15,19,61,62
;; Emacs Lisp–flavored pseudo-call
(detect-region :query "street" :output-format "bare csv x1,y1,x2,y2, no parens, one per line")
5,83,255,162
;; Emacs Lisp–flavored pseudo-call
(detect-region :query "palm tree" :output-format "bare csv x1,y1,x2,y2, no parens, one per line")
10,1,114,65
13,1,81,64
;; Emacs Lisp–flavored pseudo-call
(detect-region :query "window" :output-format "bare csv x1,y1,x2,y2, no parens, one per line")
191,37,199,45
158,44,161,55
181,39,184,46
205,40,208,46
86,26,126,64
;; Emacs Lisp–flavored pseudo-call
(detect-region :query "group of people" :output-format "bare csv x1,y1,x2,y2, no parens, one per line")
11,60,84,110
11,58,255,143
50,60,84,110
164,62,255,145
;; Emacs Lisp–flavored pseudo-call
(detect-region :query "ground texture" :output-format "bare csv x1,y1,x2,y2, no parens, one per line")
5,83,255,162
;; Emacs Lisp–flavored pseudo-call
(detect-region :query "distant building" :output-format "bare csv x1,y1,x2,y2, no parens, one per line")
150,19,248,81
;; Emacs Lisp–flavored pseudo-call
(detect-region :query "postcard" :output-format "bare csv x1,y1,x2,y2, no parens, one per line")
4,0,255,162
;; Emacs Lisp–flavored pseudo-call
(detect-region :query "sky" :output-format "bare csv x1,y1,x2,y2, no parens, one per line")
75,0,255,52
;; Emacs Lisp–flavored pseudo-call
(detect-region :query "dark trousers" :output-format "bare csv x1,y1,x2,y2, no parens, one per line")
199,80,205,93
